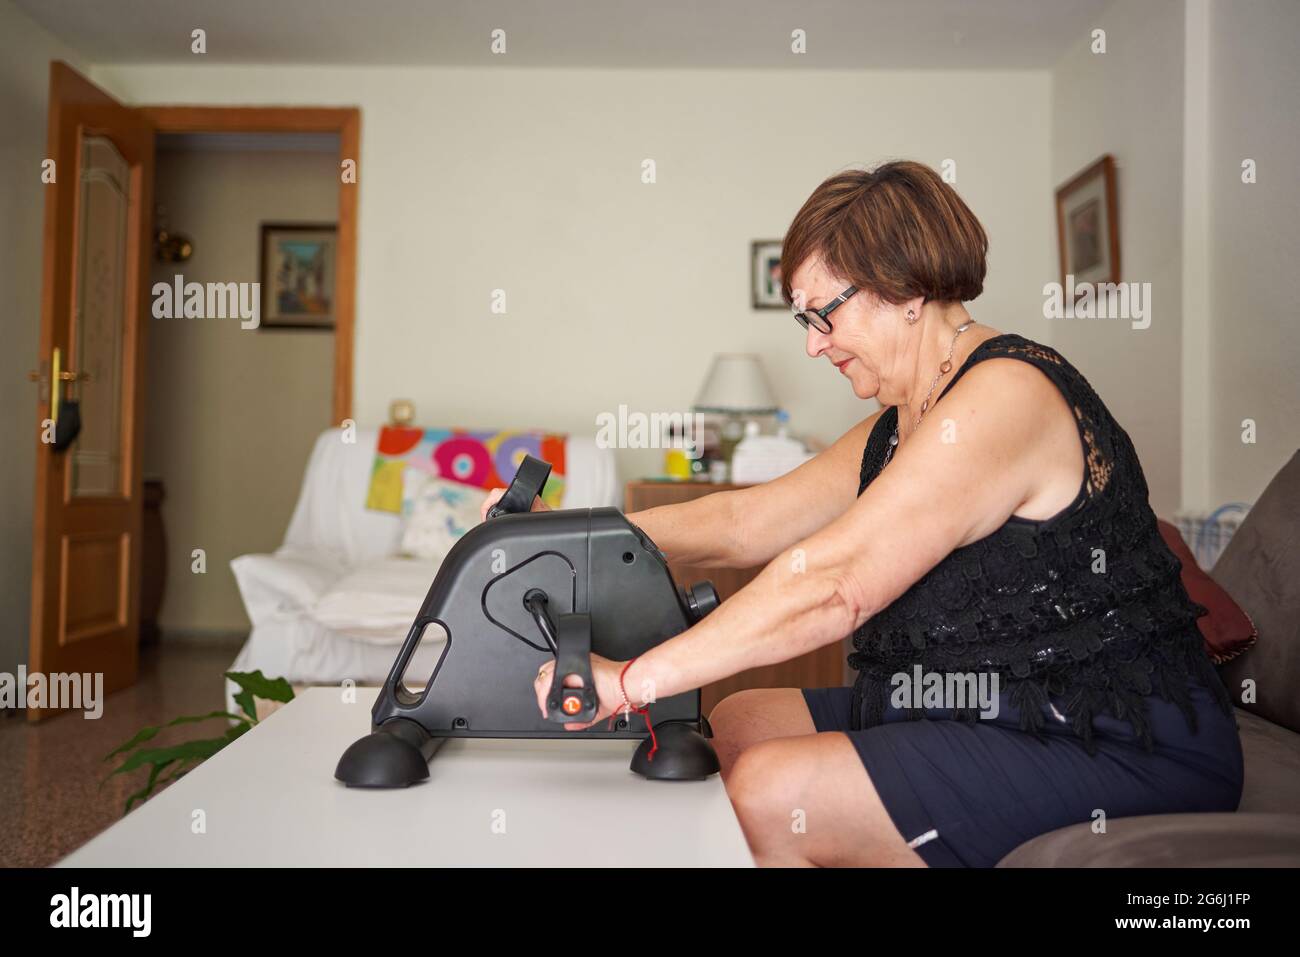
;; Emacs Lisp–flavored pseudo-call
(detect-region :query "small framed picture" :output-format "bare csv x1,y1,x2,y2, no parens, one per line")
259,222,337,329
751,240,786,309
1055,155,1120,289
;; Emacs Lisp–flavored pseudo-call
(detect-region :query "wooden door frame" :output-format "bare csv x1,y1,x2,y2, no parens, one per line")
138,106,360,424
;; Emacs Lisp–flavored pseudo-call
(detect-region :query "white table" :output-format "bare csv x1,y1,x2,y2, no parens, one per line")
60,687,753,867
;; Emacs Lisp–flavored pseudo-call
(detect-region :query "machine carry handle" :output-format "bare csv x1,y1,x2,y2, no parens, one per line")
487,454,553,518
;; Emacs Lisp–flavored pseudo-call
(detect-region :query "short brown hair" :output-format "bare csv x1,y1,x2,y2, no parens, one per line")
780,160,988,307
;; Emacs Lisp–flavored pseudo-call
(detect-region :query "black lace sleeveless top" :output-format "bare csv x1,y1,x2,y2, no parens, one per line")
847,334,1233,755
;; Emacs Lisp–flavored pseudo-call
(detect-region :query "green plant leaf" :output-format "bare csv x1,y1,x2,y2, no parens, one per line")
226,670,295,704
156,758,194,787
122,758,177,815
107,671,287,817
106,731,241,780
225,721,250,744
137,753,203,803
232,688,258,722
104,710,246,763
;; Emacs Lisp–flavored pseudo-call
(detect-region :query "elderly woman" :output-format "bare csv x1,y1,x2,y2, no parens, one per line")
484,160,1243,867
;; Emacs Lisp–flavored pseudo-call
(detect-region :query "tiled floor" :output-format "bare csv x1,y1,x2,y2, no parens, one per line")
0,638,241,868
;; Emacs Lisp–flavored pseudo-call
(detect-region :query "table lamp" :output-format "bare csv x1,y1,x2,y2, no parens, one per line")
693,354,780,479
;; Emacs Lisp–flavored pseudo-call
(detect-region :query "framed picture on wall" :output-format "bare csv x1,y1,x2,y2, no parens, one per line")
1055,155,1120,291
751,239,785,309
259,222,337,329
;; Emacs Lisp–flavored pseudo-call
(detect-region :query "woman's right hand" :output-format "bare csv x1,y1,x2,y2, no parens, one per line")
480,488,551,522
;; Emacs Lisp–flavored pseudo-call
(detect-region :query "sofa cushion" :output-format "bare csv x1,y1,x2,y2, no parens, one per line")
279,430,620,569
1235,707,1300,813
1214,451,1300,733
309,557,445,644
399,472,487,561
229,546,348,626
282,428,404,565
1157,520,1257,663
997,812,1300,867
998,705,1300,866
365,427,569,513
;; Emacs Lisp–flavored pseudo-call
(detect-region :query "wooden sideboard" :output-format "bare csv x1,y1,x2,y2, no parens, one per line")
624,480,849,716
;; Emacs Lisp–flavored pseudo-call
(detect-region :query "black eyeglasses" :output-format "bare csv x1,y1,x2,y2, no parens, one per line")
793,285,858,334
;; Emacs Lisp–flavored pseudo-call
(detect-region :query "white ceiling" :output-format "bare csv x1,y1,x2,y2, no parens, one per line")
15,0,1109,69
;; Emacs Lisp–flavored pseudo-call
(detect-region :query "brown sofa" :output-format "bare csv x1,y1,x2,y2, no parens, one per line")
1000,451,1300,867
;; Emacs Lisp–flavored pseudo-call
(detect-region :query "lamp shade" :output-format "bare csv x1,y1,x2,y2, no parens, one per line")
693,353,779,415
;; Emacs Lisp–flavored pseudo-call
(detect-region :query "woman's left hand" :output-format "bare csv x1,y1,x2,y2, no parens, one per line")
534,653,631,730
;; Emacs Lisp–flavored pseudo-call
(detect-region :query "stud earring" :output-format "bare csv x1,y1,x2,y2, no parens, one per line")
906,308,918,324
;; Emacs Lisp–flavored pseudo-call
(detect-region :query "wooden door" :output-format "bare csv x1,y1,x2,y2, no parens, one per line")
28,62,154,719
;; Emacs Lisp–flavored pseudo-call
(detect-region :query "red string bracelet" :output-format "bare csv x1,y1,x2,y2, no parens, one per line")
608,656,657,761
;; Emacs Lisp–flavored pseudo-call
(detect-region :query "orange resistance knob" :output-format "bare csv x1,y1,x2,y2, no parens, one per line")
562,695,583,715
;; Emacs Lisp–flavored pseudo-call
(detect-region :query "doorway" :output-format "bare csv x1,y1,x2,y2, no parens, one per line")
141,130,341,646
27,62,360,717
142,106,359,425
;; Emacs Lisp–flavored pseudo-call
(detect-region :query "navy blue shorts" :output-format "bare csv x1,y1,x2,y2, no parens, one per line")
801,676,1244,867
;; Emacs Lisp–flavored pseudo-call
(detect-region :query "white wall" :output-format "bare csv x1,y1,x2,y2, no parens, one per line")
1207,0,1300,507
0,0,92,673
1050,0,1187,518
95,64,1054,483
146,148,336,633
5,3,1290,655
1050,0,1300,517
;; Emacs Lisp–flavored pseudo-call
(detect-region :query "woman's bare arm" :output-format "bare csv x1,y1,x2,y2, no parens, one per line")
626,411,881,569
619,360,1080,703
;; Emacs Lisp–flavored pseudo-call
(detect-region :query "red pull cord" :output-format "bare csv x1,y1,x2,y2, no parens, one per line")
608,656,657,761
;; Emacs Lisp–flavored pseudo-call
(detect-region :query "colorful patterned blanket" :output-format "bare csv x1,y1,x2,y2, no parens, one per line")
365,426,567,512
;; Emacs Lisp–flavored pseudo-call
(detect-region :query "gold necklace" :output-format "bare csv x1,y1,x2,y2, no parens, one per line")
882,321,975,467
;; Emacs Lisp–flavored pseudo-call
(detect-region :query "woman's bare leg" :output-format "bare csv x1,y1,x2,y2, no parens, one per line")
708,688,926,867
707,688,816,780
726,733,928,867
